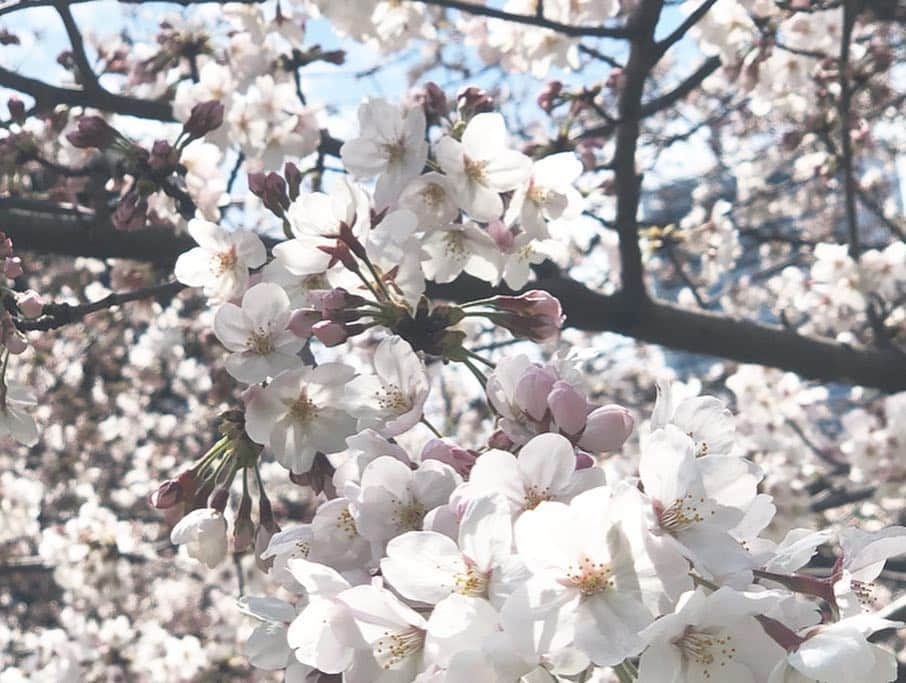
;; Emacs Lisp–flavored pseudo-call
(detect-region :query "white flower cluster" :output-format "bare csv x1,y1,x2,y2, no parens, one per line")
229,381,905,683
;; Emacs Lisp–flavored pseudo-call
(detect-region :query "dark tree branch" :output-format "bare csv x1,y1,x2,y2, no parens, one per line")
4,205,904,392
839,0,860,258
610,0,664,309
641,56,721,116
16,280,186,331
0,0,264,18
55,0,101,94
0,65,174,121
412,0,634,38
654,0,719,57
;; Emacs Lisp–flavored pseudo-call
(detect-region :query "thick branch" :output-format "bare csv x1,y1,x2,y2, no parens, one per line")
839,0,859,258
412,0,633,38
654,0,719,57
5,207,904,390
641,56,721,116
0,65,174,121
611,0,664,308
55,0,101,94
16,280,186,331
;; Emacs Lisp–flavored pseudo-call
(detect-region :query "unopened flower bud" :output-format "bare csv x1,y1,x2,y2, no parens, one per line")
487,429,514,451
232,489,255,553
457,86,494,121
170,508,228,568
2,326,27,354
421,439,478,476
209,486,230,513
312,320,348,347
149,139,176,172
288,309,321,338
514,366,557,422
489,290,565,342
111,191,148,231
150,479,183,509
537,80,563,113
423,81,448,118
8,97,25,123
66,116,118,149
547,380,588,435
575,451,595,469
284,162,302,201
4,257,22,278
578,404,634,453
183,100,224,138
15,290,43,319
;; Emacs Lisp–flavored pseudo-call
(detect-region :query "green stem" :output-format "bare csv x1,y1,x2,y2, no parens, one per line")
466,348,496,369
420,416,443,438
462,357,488,390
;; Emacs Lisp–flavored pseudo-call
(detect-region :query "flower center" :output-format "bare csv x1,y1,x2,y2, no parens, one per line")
453,559,490,597
373,626,426,670
382,138,407,164
335,507,358,540
442,232,467,260
246,328,274,355
212,246,238,275
527,179,548,205
391,498,425,530
564,555,614,596
421,183,446,207
675,628,736,675
375,383,412,412
851,579,878,608
288,390,318,424
656,493,709,534
523,483,552,510
464,156,489,184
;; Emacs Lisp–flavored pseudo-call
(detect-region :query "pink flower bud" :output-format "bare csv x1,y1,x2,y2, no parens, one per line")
537,80,563,113
487,429,514,451
149,139,176,172
312,320,348,347
3,328,28,354
183,100,224,138
111,191,148,231
421,438,478,476
515,366,556,421
574,451,595,469
490,290,565,342
547,380,588,435
16,290,43,319
487,219,515,251
249,171,290,216
66,116,118,149
149,479,183,509
8,96,25,123
578,404,634,453
423,81,448,118
284,162,302,201
4,257,22,278
288,309,320,338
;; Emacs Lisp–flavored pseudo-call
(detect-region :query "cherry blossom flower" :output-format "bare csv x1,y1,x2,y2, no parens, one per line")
244,364,357,473
285,559,365,675
435,113,531,221
769,613,903,683
212,282,305,384
380,493,522,608
459,433,602,516
341,98,429,208
169,508,228,568
509,484,692,666
273,179,371,277
0,379,38,447
174,219,266,302
346,336,429,437
348,456,460,544
398,172,459,229
638,586,785,682
505,152,584,239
